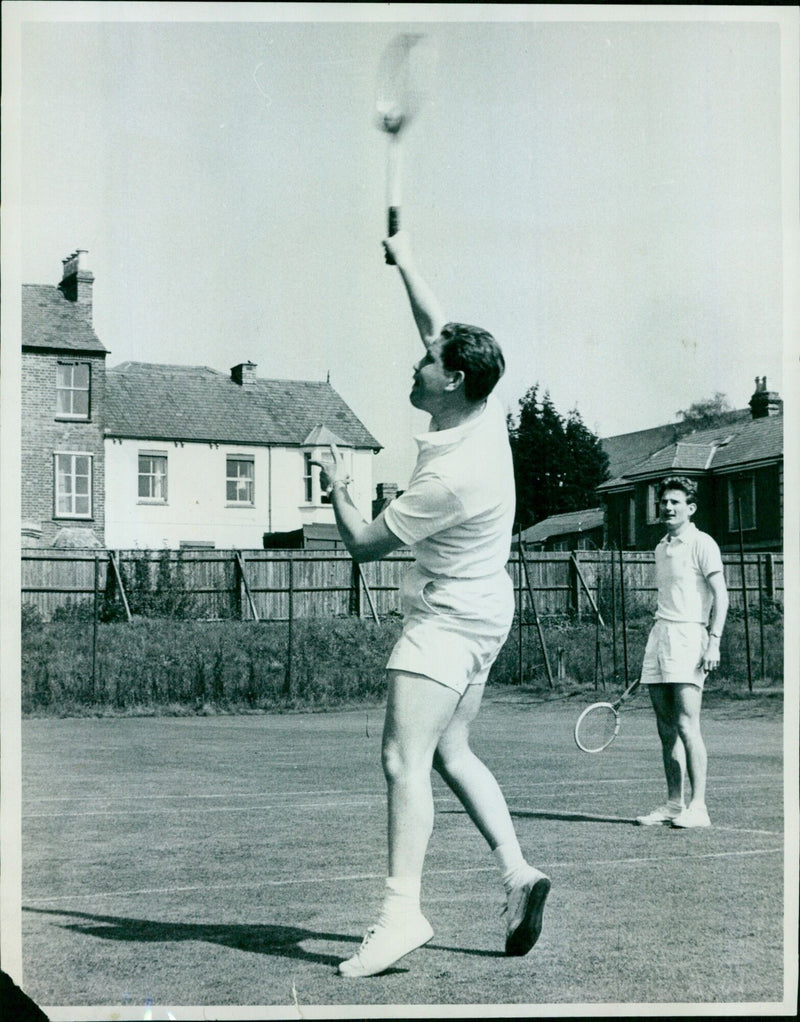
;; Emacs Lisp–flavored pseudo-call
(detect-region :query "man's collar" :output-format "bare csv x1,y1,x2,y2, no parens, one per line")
662,521,697,545
415,400,489,447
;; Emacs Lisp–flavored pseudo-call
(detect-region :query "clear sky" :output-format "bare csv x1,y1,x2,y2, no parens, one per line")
7,4,797,487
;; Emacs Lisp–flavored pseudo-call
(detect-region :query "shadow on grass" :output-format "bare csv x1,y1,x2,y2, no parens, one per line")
22,907,505,965
441,807,637,826
513,809,639,825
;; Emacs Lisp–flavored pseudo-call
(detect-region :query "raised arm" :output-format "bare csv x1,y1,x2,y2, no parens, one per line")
383,230,446,348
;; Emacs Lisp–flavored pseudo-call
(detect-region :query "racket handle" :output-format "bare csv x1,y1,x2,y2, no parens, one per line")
385,207,400,264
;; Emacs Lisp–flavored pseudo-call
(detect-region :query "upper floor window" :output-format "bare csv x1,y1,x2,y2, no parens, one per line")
56,362,90,419
728,475,756,532
303,453,314,503
54,452,92,518
138,452,168,503
227,456,254,505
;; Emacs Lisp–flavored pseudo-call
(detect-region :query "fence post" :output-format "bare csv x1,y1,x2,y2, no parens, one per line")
569,553,580,620
736,497,754,692
349,560,361,617
516,527,523,685
765,553,775,602
757,555,766,682
283,554,293,697
92,553,99,700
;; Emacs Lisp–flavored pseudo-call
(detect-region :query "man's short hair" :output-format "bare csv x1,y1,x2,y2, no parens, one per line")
657,476,698,505
439,322,505,402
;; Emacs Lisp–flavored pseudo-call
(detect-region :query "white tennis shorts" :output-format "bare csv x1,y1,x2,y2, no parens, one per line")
640,619,710,690
386,564,515,694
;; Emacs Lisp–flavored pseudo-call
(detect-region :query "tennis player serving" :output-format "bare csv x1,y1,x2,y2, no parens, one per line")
636,477,729,829
313,229,550,978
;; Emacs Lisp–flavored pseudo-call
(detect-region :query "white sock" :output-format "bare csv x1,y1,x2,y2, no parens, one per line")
667,798,685,811
378,876,422,926
493,841,532,893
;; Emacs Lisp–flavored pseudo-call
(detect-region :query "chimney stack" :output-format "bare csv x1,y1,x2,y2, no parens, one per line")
231,362,257,387
748,376,782,419
372,482,399,520
58,249,94,320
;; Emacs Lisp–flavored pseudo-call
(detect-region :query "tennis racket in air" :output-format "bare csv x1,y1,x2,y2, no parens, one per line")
374,33,436,263
574,678,641,754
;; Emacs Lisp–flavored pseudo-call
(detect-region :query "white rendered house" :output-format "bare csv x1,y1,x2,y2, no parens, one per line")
103,360,381,549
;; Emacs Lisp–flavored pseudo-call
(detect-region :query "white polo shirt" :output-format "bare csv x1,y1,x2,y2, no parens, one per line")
654,522,724,625
382,395,515,578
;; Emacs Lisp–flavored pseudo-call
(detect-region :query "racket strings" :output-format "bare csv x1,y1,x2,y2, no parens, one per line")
576,704,618,753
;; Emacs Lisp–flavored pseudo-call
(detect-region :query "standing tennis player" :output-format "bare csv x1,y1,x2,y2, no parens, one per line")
636,477,729,829
313,230,550,978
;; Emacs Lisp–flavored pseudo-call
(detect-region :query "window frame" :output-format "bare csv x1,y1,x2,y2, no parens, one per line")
727,475,756,532
303,452,314,503
646,483,660,524
54,451,93,519
138,451,169,504
55,361,91,420
627,495,636,546
226,454,255,507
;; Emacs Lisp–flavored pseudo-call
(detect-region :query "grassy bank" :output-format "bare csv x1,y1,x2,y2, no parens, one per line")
20,604,783,717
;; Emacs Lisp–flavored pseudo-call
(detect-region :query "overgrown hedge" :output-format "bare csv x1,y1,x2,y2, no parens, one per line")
20,603,783,716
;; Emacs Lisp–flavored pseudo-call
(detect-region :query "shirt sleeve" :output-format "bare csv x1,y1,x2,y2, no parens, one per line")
695,533,724,578
382,476,468,546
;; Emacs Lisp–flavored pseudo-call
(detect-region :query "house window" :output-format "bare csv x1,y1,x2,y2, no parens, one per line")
54,453,92,518
627,496,636,546
728,476,756,532
646,484,660,524
227,456,254,505
138,452,168,503
56,362,90,419
303,453,313,503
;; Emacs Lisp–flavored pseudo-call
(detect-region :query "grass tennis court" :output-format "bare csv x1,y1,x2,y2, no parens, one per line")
21,690,786,1015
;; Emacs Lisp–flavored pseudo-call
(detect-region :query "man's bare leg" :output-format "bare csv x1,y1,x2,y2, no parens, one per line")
433,683,550,955
339,670,458,978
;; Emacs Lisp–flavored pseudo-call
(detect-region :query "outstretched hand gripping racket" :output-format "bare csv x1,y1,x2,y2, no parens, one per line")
574,678,641,754
374,33,436,263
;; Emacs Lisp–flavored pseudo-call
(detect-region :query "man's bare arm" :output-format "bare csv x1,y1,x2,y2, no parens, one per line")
383,231,446,347
311,449,405,563
703,571,729,671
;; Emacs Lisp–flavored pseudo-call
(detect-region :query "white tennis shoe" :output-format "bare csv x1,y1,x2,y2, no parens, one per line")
636,804,684,826
504,868,551,956
338,914,434,978
671,804,711,829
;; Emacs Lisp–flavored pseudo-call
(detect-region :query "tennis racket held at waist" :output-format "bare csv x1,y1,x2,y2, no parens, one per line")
574,678,641,754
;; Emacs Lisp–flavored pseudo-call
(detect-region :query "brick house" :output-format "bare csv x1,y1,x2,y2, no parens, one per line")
21,251,108,547
21,251,382,549
598,378,783,553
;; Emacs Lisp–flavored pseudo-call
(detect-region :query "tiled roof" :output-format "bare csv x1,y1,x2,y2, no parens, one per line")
599,414,781,487
600,409,750,480
104,361,381,449
708,413,783,469
519,507,605,543
22,284,107,353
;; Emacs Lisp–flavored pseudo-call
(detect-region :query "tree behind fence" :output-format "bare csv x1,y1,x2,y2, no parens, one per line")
21,548,784,623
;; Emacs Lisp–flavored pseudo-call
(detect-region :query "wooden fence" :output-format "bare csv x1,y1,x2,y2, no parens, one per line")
21,547,784,623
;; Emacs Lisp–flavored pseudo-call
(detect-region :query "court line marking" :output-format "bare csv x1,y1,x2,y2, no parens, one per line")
22,773,782,805
22,845,782,906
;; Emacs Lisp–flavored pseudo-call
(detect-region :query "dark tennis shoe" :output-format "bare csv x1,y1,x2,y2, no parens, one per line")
504,870,551,956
